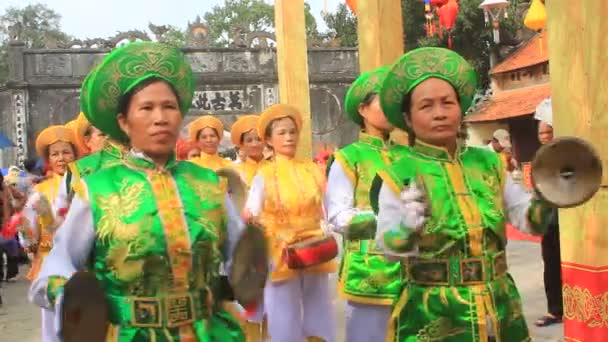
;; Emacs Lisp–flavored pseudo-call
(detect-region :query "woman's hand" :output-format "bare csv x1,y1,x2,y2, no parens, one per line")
399,181,428,233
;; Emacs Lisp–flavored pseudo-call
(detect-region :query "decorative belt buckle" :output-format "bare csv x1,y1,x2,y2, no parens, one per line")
165,293,195,328
460,258,485,285
131,297,162,328
409,259,450,286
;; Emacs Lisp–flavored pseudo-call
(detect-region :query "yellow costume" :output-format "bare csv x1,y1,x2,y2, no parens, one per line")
189,115,232,190
231,115,268,187
245,104,337,342
256,154,336,281
24,125,77,280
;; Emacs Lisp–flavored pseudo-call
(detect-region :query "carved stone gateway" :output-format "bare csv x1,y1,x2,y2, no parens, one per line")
0,30,359,166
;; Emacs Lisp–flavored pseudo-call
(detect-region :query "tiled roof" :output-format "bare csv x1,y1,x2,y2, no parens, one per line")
490,31,548,75
465,83,551,122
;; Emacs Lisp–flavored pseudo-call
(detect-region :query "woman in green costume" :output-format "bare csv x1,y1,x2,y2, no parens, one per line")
29,42,245,341
372,47,553,342
325,65,403,342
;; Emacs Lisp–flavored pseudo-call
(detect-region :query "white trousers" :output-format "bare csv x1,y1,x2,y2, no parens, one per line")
41,307,60,342
345,301,391,342
265,273,336,342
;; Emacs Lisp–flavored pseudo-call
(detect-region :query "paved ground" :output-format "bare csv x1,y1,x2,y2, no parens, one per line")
0,240,562,341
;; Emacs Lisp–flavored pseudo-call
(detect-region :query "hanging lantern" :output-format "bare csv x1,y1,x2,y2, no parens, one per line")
524,0,546,31
440,0,459,48
345,0,357,15
479,0,510,44
524,0,547,55
423,0,448,37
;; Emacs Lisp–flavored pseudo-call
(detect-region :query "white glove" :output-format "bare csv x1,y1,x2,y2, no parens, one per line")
399,182,427,232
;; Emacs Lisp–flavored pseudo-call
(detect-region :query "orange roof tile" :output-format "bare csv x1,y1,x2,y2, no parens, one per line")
490,31,548,75
466,83,551,122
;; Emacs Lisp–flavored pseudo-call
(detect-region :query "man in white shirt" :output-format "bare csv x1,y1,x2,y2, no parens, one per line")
487,128,512,153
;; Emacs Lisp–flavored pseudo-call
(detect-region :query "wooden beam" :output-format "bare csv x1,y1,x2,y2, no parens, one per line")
274,0,312,158
356,0,407,143
356,0,404,72
546,1,608,340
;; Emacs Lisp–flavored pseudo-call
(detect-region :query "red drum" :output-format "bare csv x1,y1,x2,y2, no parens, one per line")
283,235,338,269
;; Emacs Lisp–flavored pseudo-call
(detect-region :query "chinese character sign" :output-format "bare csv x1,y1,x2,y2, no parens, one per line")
192,90,245,112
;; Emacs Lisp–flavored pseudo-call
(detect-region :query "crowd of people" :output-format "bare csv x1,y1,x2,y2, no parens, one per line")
0,41,560,342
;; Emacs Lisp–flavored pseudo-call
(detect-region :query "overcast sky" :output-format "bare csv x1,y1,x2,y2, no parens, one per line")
0,0,341,39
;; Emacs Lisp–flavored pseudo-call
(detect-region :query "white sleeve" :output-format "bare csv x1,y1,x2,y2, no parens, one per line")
245,174,265,217
223,194,245,273
20,191,43,247
503,173,534,234
324,162,361,234
28,192,96,310
376,183,418,257
53,173,70,214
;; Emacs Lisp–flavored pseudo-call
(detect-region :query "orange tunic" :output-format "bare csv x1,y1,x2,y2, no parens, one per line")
257,156,337,282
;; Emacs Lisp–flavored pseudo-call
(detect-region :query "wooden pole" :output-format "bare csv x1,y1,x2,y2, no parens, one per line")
355,0,407,142
356,0,404,72
546,2,608,340
274,0,312,159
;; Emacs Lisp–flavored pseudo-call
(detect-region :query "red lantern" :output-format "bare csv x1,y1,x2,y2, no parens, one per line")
431,0,449,6
438,0,459,48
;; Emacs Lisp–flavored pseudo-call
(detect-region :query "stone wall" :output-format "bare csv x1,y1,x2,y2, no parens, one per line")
0,44,360,166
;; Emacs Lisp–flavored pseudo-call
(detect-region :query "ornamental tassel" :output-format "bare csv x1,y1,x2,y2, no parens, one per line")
493,27,500,44
448,33,453,49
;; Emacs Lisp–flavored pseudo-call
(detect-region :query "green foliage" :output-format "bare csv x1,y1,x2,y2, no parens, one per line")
402,0,527,86
203,0,320,47
0,4,70,84
161,25,188,48
322,3,357,47
0,4,70,48
324,0,527,87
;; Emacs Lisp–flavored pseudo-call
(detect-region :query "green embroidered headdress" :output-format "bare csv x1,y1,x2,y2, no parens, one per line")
80,41,195,142
380,47,478,131
344,66,389,126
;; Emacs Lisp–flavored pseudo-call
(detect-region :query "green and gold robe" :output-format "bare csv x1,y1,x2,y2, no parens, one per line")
30,153,245,342
372,141,545,342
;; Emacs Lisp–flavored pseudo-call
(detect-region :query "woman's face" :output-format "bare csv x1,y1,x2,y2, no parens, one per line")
117,81,182,161
241,129,264,160
47,141,75,176
408,78,461,148
197,127,220,155
187,147,201,159
84,126,107,154
267,117,298,158
359,95,392,132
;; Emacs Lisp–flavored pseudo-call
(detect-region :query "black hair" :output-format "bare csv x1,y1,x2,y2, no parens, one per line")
196,127,220,141
400,94,416,146
264,116,297,140
23,158,38,173
357,92,377,128
239,128,258,145
84,125,94,137
117,77,181,117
